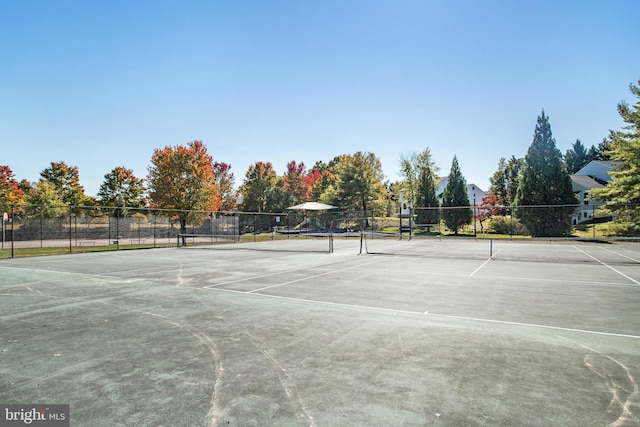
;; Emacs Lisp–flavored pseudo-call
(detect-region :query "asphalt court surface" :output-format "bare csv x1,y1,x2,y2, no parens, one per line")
1,237,640,426
199,238,640,337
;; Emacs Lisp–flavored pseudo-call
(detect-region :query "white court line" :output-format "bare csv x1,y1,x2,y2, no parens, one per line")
573,246,640,285
430,312,640,339
205,287,640,340
600,247,640,264
0,265,115,280
468,273,638,287
469,249,501,276
204,258,368,289
248,259,380,293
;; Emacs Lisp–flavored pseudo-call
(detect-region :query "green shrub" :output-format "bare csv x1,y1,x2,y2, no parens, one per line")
488,216,528,235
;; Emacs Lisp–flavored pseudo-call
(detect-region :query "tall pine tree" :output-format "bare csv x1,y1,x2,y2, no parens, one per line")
415,164,439,227
489,156,523,208
591,80,640,235
564,139,588,174
514,111,577,236
407,149,439,227
441,156,472,234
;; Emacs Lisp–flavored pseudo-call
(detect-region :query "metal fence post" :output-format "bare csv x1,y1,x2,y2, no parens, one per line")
11,204,14,258
69,204,73,253
116,208,120,250
153,211,157,248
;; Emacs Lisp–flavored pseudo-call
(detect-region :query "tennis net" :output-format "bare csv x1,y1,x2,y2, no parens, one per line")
176,233,337,254
358,233,640,266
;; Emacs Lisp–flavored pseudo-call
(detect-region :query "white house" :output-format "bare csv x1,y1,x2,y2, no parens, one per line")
570,160,622,224
574,160,622,184
436,177,486,207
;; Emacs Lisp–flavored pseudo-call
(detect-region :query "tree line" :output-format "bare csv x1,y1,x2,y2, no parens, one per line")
1,79,639,237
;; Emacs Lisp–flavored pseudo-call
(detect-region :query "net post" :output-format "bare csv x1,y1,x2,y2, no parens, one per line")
409,207,413,240
359,232,363,255
490,238,493,259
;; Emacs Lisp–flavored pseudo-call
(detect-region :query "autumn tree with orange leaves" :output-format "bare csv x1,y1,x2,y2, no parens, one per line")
283,161,310,203
213,161,236,211
147,141,221,243
0,165,25,212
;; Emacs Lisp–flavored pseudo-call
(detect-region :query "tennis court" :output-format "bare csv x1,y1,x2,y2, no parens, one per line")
1,237,639,426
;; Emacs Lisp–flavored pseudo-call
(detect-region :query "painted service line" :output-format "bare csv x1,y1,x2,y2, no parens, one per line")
204,258,374,289
600,246,640,264
572,246,640,285
469,249,501,277
247,259,380,293
205,287,640,340
428,312,640,340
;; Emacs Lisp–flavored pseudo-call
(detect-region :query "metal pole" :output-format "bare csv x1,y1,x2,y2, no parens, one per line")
108,210,111,246
116,208,120,250
510,208,514,240
473,196,477,237
153,211,157,248
11,204,14,258
69,205,73,253
409,207,413,240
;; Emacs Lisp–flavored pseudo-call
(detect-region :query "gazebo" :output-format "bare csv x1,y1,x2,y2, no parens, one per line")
287,202,338,211
285,202,338,233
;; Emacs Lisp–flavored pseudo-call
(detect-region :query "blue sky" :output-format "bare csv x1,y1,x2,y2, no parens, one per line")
2,0,639,197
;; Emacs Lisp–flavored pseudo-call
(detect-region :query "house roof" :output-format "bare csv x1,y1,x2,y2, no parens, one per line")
571,174,604,192
593,160,623,168
575,160,624,175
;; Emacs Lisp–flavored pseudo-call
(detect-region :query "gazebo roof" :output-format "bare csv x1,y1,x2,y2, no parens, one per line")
287,202,338,211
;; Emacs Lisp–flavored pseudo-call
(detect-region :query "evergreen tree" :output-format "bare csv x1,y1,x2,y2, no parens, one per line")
489,156,523,208
240,162,278,213
514,111,577,236
489,158,507,203
595,138,612,160
441,156,472,234
590,80,640,235
414,150,439,227
266,176,296,213
504,157,524,208
564,139,588,174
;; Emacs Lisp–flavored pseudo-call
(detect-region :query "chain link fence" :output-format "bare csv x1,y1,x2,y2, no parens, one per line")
410,203,639,237
1,203,637,258
0,205,380,257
